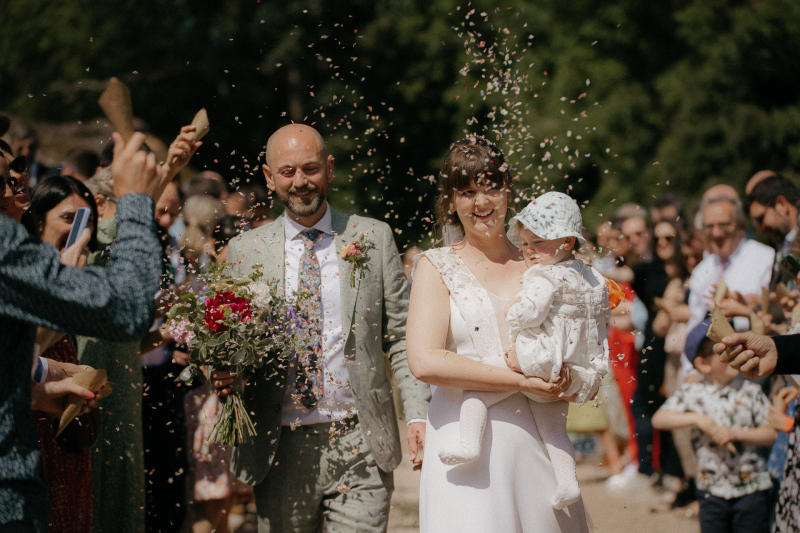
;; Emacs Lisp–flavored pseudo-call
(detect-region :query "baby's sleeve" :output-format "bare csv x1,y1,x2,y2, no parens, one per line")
506,274,556,332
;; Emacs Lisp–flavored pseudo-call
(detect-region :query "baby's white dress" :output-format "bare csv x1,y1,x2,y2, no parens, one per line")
507,260,610,404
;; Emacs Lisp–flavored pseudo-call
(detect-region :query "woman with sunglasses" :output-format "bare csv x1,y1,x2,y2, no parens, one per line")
0,140,31,222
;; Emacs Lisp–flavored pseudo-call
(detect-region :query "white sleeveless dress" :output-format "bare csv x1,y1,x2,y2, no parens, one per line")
418,248,589,533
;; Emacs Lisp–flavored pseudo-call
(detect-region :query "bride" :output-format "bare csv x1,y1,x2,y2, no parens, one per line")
407,136,590,532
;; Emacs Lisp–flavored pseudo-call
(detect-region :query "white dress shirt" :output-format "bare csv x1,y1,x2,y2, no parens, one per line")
681,238,774,374
281,207,356,426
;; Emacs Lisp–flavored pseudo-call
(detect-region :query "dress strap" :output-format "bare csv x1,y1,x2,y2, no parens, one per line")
416,248,505,361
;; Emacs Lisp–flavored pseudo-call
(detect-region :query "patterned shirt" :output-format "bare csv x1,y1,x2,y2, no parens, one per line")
660,379,772,499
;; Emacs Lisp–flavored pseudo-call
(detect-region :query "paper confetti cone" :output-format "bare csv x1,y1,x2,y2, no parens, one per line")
697,416,738,453
749,311,766,335
714,278,729,307
98,77,135,141
189,108,210,141
706,306,735,344
56,368,111,437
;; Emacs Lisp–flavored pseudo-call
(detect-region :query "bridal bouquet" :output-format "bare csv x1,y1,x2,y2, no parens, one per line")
167,263,303,445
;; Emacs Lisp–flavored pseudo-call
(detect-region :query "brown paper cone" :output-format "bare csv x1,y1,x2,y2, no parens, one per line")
749,312,766,336
776,282,791,300
700,418,736,453
714,278,729,307
761,287,771,314
706,306,735,344
189,108,210,142
56,369,109,437
98,77,135,141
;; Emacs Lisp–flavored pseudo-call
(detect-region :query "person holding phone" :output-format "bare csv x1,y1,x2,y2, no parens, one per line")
19,175,99,531
0,130,200,533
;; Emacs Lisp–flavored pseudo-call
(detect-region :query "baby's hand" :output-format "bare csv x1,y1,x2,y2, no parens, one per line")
504,343,522,373
504,295,522,316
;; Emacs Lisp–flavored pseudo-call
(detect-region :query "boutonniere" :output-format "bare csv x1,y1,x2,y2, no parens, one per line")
341,233,375,287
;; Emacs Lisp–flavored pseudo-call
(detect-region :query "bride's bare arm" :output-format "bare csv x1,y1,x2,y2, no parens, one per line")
407,257,563,399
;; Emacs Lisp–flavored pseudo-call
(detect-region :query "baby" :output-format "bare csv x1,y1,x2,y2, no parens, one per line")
438,192,611,510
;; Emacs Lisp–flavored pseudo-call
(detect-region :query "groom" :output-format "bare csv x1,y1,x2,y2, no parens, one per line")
214,124,430,532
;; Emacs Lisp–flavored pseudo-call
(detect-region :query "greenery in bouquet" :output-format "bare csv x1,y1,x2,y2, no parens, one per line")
166,263,303,445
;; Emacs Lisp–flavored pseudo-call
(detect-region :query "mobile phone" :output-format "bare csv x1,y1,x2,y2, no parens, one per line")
65,207,91,249
781,253,800,277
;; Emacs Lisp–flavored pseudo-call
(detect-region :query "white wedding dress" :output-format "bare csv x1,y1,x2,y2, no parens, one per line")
418,248,589,533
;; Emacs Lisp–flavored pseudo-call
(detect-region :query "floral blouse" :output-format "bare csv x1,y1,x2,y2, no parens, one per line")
660,379,772,499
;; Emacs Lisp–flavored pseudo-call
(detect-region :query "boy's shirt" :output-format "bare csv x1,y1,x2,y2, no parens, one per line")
659,379,772,499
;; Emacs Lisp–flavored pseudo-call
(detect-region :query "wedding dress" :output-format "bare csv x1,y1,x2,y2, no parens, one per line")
418,248,589,533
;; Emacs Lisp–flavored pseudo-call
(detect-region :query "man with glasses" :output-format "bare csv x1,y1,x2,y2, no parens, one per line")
745,174,800,288
686,194,774,336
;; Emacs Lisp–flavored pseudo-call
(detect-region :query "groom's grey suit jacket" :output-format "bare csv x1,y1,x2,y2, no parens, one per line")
226,207,431,485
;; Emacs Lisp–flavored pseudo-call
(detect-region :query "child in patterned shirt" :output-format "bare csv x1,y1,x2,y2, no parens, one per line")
652,321,778,533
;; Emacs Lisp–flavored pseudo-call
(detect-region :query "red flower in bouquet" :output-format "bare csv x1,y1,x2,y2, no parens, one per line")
204,291,252,332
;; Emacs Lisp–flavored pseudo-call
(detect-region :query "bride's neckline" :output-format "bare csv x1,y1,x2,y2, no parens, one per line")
446,247,519,300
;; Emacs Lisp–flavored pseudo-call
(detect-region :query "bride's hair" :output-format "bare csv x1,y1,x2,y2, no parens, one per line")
435,135,515,240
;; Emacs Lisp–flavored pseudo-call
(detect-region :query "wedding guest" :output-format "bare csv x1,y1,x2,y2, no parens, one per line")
745,175,800,288
686,194,774,336
212,123,430,532
0,140,30,222
650,193,684,223
0,132,186,533
715,332,800,533
7,122,52,187
76,124,198,533
408,135,588,532
183,218,244,533
402,245,423,283
211,215,243,263
24,175,98,532
59,147,100,182
654,322,777,533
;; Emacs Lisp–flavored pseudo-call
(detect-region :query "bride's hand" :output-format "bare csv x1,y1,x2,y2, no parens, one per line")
519,367,572,399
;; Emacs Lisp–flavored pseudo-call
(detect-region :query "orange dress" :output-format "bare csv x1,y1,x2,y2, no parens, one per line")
607,282,639,464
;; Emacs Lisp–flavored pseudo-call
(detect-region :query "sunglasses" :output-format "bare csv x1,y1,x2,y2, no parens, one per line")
9,156,27,174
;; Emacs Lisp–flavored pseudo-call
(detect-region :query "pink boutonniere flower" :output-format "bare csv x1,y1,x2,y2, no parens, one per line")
341,233,375,287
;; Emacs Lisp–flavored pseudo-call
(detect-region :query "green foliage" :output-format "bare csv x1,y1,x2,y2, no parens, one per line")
3,0,800,237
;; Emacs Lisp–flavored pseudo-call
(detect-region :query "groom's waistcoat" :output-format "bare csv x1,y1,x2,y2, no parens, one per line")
226,208,429,485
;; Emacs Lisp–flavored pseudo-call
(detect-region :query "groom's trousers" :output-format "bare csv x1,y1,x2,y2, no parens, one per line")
253,415,394,533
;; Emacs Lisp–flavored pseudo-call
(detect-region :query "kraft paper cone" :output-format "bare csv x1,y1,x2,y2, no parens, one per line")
706,306,735,344
761,287,771,313
714,278,729,307
695,414,738,453
189,108,210,142
98,77,135,141
776,282,791,300
749,312,766,335
56,369,110,437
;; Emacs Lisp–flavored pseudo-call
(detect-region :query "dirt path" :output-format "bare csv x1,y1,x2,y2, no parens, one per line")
388,441,700,533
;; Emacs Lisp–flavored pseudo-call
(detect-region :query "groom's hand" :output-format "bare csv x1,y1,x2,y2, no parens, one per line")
407,421,426,471
212,369,236,398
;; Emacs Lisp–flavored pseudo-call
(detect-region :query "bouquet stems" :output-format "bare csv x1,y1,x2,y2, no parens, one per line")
209,390,257,445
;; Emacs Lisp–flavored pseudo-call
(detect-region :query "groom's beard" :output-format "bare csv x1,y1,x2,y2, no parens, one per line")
277,184,325,218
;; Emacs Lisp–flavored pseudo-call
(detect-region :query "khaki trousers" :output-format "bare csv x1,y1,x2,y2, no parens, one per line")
254,417,394,533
